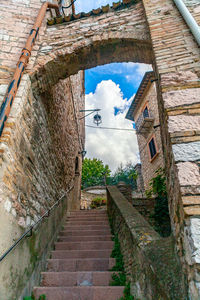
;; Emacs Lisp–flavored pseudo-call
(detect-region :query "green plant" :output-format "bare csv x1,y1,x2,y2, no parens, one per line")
119,282,135,300
145,168,171,237
111,235,124,272
109,229,137,299
145,168,167,198
90,197,107,209
110,272,126,286
24,294,46,300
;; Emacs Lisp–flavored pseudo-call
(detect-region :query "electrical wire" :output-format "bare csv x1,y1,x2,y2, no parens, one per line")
86,125,135,132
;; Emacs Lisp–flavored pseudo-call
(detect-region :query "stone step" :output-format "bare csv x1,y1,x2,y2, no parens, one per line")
55,241,114,250
33,286,124,300
60,230,111,236
70,211,107,217
51,249,112,259
58,235,113,242
41,271,118,287
47,258,116,272
66,221,109,226
63,225,110,231
67,217,108,221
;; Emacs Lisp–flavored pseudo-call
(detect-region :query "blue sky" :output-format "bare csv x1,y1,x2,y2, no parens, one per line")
75,0,153,171
75,0,114,13
84,62,152,171
85,62,150,100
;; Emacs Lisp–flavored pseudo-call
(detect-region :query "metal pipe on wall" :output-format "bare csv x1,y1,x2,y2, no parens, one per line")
0,2,60,136
173,0,200,46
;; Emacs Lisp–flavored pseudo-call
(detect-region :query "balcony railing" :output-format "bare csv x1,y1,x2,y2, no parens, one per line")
135,110,154,134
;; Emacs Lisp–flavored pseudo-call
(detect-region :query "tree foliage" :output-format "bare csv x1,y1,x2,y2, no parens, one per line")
81,158,111,189
108,162,137,189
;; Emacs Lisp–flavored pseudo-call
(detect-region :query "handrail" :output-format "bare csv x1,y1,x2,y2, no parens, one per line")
0,2,60,136
0,183,74,263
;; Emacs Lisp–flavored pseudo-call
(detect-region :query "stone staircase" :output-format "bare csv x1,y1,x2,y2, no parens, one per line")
33,210,124,299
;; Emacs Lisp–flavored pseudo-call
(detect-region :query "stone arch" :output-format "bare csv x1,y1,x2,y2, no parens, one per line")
30,1,153,91
31,37,153,92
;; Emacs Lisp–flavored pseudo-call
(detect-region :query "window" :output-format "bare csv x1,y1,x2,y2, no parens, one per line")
148,137,157,160
143,105,149,118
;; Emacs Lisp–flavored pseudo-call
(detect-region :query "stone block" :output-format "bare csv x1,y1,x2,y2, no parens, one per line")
182,196,200,206
177,162,200,186
168,115,200,133
163,88,200,109
172,142,200,162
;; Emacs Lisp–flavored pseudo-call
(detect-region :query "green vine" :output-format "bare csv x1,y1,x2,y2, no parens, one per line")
111,235,125,273
109,233,135,299
23,294,46,300
145,168,171,237
119,282,135,300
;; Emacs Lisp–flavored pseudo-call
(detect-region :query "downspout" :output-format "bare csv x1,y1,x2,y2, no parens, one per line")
0,2,60,136
173,0,200,46
71,0,75,15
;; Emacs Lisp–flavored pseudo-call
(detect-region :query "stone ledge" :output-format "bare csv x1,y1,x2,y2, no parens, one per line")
107,186,187,299
182,196,200,206
184,206,200,216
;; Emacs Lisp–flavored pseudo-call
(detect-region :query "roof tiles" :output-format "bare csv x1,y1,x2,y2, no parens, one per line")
47,0,138,26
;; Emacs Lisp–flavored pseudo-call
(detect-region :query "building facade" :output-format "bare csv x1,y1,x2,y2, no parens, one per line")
126,71,165,190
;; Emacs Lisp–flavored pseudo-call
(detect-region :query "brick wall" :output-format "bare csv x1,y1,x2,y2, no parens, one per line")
134,82,165,190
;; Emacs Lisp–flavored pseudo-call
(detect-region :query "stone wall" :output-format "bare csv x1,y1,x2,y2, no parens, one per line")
107,186,186,299
141,0,200,296
0,0,200,297
0,69,85,298
134,163,145,193
132,197,155,226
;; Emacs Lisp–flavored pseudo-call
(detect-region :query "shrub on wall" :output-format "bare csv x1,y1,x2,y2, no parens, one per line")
145,168,171,237
90,197,107,209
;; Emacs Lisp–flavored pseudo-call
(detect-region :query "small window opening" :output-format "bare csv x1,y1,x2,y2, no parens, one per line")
148,137,157,160
143,106,149,118
75,157,79,172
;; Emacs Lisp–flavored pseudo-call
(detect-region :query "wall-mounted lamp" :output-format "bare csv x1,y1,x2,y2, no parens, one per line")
79,109,102,126
79,150,87,158
153,124,161,129
151,78,158,83
93,112,102,126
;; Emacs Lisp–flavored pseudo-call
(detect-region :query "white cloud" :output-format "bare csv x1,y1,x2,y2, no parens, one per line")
85,80,139,172
125,63,152,84
136,63,153,76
